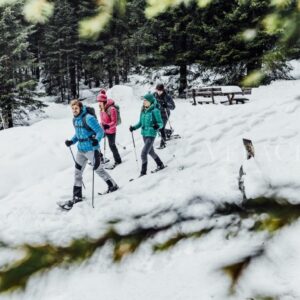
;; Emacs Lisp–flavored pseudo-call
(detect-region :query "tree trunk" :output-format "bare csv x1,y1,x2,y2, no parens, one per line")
178,64,187,96
76,64,80,97
69,59,77,99
115,73,120,85
59,52,64,102
3,105,13,128
122,68,128,82
7,110,13,128
36,67,40,81
84,69,88,85
108,68,113,88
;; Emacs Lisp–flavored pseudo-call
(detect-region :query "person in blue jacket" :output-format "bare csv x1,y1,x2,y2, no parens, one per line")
64,100,118,210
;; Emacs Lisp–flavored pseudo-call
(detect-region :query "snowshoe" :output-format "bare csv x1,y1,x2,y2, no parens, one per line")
57,195,83,211
102,157,110,164
157,140,166,150
105,161,122,170
98,184,119,195
57,200,74,211
151,164,167,173
129,174,146,182
88,157,110,166
166,134,181,140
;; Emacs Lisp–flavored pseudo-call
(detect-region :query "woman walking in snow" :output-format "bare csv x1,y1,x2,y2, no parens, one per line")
97,90,122,168
129,93,165,176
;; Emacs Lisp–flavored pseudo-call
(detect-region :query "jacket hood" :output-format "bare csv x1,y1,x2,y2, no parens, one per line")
105,99,115,110
143,93,156,104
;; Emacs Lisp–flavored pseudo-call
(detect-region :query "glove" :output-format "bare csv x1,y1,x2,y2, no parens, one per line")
129,126,134,132
162,102,168,109
65,140,73,147
93,150,100,170
91,138,99,147
103,124,110,130
153,124,159,130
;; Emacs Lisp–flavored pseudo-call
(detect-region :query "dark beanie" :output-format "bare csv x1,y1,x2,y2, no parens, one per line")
156,83,164,91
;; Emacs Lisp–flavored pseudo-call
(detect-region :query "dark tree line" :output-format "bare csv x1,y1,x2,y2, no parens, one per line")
0,0,299,128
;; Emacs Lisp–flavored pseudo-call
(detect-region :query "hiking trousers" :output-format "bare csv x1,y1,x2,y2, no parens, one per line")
141,137,159,165
74,150,116,187
106,133,122,164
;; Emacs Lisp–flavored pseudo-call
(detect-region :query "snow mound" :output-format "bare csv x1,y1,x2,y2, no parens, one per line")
1,77,300,300
107,85,137,103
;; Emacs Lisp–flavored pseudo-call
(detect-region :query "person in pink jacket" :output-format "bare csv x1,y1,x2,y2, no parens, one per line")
97,90,122,168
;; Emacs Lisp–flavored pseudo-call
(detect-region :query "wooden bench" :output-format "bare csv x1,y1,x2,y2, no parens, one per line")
186,87,252,105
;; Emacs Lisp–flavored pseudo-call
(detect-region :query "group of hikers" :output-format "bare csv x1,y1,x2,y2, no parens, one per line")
61,84,176,210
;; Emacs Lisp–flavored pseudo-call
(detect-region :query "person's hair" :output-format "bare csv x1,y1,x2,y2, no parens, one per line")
70,99,83,108
156,83,164,91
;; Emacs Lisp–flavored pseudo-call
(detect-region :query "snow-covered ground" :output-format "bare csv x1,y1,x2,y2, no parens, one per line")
1,65,300,299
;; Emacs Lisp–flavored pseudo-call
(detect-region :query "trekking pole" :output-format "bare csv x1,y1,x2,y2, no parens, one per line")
103,135,107,162
92,153,95,208
69,147,86,189
164,108,173,131
131,132,139,168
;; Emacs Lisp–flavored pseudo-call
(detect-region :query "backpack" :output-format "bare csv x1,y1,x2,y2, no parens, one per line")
107,104,121,126
73,106,98,134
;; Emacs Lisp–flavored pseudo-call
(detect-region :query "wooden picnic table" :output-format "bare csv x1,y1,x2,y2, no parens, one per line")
186,86,252,105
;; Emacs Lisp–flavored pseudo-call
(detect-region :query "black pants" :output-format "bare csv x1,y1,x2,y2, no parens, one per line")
106,133,122,164
141,137,159,165
159,115,169,141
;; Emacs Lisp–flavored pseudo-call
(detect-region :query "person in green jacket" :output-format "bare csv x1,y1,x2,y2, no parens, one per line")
129,93,165,176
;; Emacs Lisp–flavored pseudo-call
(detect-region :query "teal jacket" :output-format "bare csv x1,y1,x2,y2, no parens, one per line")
132,103,163,137
71,106,104,152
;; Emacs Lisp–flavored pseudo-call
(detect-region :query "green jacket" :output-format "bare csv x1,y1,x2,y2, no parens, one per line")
133,103,163,137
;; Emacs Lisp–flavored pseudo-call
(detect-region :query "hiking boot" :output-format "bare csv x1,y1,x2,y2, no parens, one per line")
152,164,165,172
61,200,74,210
60,196,82,211
165,128,174,139
113,161,122,168
107,185,119,193
140,162,147,176
154,157,164,168
157,139,166,149
73,196,83,204
106,180,119,193
73,186,82,200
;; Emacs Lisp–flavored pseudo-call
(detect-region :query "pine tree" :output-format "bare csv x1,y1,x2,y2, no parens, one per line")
138,3,204,93
0,3,43,129
40,0,80,102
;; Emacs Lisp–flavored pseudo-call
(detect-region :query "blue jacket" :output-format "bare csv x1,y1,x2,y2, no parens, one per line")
71,106,104,152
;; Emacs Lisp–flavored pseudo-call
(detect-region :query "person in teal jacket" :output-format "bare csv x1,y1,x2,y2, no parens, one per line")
129,93,165,176
64,100,118,210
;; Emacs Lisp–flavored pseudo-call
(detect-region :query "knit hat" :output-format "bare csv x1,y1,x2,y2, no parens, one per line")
143,93,156,104
156,83,164,91
97,90,107,102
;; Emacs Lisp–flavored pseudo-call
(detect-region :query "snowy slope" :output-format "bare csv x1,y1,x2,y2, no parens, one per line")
1,72,300,299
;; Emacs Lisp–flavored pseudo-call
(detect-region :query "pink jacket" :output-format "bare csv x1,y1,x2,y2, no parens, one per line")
100,99,117,134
